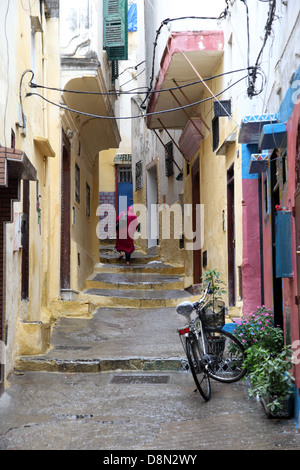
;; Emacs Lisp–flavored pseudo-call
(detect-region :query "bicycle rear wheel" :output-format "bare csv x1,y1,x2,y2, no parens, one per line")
205,330,246,383
186,335,211,401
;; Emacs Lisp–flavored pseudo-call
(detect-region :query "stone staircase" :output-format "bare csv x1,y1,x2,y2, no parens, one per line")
15,245,200,373
78,244,200,309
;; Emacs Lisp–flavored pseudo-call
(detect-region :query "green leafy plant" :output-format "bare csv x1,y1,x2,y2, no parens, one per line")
243,345,294,413
201,269,226,304
233,306,294,414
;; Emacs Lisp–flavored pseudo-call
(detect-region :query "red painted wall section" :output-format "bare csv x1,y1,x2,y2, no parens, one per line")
242,179,261,315
284,102,300,387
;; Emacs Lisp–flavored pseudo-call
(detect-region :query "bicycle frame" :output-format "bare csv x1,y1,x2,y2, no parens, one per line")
177,284,211,361
177,282,246,389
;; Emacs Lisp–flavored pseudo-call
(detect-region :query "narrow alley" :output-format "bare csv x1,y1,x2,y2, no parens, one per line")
0,247,300,451
2,0,300,454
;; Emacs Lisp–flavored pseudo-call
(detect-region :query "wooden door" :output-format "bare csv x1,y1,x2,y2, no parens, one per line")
60,133,71,290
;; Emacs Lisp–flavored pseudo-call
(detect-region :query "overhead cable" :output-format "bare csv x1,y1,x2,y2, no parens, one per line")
28,67,252,96
26,74,248,121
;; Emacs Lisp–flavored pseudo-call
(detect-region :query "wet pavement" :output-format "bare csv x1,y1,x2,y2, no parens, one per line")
1,252,300,451
1,370,300,450
1,303,300,451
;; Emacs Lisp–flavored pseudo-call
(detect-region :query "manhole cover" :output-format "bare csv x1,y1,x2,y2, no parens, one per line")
111,375,170,384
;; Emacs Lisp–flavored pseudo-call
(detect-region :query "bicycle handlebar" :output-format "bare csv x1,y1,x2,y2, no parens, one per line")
193,281,211,309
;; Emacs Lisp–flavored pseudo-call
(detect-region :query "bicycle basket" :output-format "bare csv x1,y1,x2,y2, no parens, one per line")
200,301,225,331
207,335,226,355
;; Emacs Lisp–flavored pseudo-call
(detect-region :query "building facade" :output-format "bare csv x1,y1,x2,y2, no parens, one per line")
0,0,121,393
132,0,300,427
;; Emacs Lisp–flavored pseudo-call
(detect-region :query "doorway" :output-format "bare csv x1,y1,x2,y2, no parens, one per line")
60,132,71,290
0,178,19,395
270,151,283,329
146,165,158,250
227,164,235,306
117,165,133,215
294,122,300,334
192,159,201,284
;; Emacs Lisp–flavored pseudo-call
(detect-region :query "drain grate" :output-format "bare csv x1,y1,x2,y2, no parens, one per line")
54,346,91,350
111,375,170,384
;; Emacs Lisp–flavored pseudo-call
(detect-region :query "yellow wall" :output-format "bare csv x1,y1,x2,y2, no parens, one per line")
182,68,243,314
99,149,116,192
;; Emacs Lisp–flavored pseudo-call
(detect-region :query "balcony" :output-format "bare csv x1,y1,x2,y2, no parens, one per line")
146,30,224,131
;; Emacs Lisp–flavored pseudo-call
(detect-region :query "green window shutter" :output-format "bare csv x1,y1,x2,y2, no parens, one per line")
103,0,128,61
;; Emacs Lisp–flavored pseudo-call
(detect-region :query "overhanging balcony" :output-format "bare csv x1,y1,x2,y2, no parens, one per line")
61,66,121,159
146,30,224,131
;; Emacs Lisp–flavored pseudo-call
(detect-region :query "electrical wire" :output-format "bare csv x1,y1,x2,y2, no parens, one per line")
240,0,277,98
26,74,248,122
29,67,252,96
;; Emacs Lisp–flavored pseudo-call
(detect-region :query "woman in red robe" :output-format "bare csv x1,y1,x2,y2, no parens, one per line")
115,206,139,265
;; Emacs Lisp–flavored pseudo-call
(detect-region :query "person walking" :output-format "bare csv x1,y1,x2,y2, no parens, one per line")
115,206,140,265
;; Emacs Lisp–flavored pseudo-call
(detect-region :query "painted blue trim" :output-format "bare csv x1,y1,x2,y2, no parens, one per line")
294,385,300,429
259,122,287,150
242,144,259,179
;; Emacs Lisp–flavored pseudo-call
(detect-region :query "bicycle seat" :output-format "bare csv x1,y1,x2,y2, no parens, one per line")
176,301,194,318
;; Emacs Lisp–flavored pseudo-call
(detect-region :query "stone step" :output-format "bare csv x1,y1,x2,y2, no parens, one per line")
100,253,159,264
99,247,160,264
79,288,200,308
94,262,185,275
15,356,184,373
15,307,187,373
84,272,185,291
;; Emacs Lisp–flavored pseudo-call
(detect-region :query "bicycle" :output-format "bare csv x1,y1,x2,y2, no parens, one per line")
177,282,246,401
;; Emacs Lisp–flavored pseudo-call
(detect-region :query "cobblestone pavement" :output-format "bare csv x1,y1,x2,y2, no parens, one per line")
0,369,300,451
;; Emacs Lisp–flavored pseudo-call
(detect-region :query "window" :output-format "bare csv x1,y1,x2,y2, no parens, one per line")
86,183,90,218
135,160,143,190
212,117,219,151
103,0,128,61
75,164,80,203
165,142,174,177
118,165,132,183
263,174,269,216
281,149,288,186
213,100,232,118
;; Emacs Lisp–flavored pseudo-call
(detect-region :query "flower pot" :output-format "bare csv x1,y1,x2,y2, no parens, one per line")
260,394,294,419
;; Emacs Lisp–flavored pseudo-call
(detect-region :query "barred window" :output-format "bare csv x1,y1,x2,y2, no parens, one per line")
165,141,174,177
118,165,132,183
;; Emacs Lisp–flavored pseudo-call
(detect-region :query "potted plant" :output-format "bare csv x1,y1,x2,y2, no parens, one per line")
233,306,294,418
243,345,294,418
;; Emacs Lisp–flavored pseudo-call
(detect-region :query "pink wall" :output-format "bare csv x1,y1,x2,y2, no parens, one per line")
242,179,261,315
284,102,300,387
262,217,272,310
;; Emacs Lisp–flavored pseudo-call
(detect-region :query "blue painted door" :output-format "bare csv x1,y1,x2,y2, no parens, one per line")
118,166,133,214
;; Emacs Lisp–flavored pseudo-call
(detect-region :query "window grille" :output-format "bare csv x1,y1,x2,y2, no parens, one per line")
165,141,174,177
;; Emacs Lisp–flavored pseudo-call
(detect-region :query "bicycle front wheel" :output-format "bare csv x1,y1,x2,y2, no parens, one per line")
186,335,211,401
205,330,246,383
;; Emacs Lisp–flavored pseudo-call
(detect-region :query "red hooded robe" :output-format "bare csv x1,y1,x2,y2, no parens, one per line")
115,206,139,254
